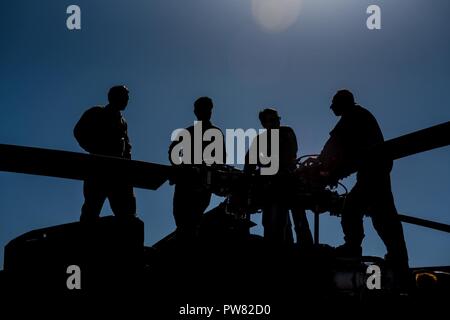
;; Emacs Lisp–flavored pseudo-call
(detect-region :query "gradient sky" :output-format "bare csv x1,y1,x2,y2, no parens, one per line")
1,0,449,268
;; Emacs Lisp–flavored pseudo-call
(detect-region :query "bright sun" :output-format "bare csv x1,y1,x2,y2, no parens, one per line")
251,0,303,33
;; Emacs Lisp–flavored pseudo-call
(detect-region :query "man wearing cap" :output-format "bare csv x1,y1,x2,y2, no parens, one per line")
245,108,313,246
319,89,408,272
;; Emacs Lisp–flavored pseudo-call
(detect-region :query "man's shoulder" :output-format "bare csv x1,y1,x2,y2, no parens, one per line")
82,106,105,117
280,125,294,131
355,105,381,127
354,105,376,119
280,125,296,136
209,123,224,133
185,122,223,132
87,105,104,111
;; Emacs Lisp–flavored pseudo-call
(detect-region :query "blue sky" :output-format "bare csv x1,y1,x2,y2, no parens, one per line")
1,0,449,267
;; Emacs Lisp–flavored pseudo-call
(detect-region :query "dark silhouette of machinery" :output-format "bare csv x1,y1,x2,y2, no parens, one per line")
0,121,449,312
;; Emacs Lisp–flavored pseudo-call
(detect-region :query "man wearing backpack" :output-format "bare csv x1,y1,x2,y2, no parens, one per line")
74,85,136,221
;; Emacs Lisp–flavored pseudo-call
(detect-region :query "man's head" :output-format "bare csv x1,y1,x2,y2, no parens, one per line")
194,96,213,121
108,85,129,111
259,108,281,129
330,89,355,116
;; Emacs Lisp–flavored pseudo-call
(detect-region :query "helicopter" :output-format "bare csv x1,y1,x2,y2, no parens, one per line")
0,121,449,314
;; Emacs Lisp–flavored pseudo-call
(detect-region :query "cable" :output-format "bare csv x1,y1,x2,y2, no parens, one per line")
337,182,348,195
296,154,320,164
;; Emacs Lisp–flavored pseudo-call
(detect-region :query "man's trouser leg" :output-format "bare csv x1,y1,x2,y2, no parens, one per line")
262,203,293,245
80,179,107,222
369,176,408,266
341,182,366,249
173,184,211,240
291,207,313,247
109,184,137,218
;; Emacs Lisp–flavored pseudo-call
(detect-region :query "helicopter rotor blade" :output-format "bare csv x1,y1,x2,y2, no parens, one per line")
0,144,170,190
1,122,449,189
380,121,450,160
399,213,450,234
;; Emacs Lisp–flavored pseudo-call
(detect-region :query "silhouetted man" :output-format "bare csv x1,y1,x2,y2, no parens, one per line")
245,108,312,246
320,89,408,269
74,85,136,221
168,97,225,240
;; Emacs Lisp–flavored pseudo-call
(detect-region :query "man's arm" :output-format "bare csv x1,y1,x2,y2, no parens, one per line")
244,135,258,173
74,107,102,153
286,127,298,166
168,127,190,165
168,139,179,165
219,128,227,165
123,131,132,159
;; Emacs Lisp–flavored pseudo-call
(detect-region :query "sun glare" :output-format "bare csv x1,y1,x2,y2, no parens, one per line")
251,0,303,33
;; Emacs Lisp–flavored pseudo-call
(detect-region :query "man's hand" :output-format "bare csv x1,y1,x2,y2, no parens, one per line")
319,170,339,188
